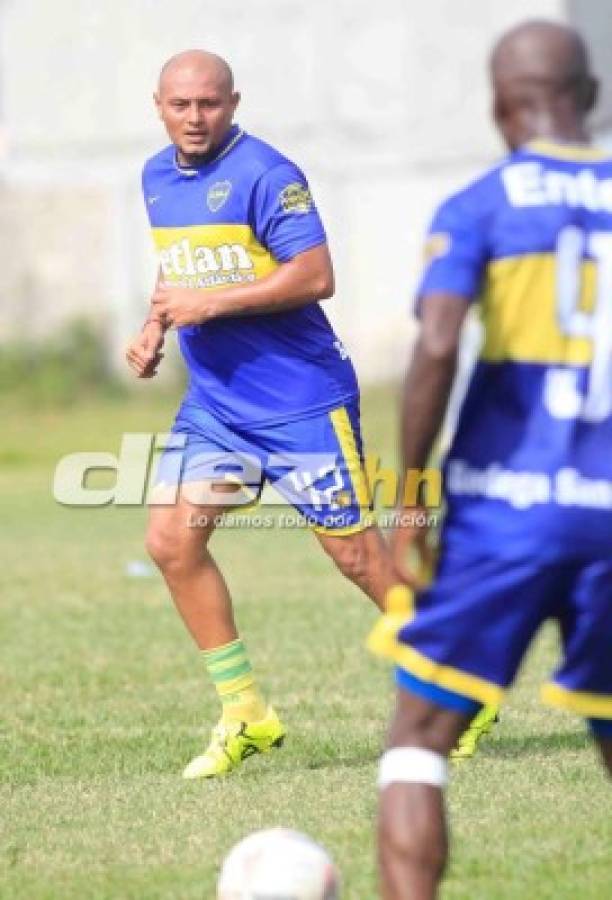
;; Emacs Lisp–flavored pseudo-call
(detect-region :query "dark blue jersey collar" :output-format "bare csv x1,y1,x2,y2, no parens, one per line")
174,124,245,176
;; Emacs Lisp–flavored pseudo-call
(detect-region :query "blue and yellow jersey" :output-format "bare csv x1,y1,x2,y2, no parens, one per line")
142,125,358,426
419,140,612,557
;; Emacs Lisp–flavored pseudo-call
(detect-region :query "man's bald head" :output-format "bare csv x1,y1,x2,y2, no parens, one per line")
154,49,240,166
490,20,597,150
158,50,234,97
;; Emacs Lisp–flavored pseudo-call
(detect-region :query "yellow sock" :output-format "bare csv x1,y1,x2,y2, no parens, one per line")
202,639,267,724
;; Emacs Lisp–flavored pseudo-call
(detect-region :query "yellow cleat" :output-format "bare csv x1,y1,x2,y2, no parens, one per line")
451,704,499,762
182,707,286,779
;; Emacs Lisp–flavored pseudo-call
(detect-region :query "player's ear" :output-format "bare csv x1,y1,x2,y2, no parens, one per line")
231,91,241,113
491,96,508,146
153,92,163,119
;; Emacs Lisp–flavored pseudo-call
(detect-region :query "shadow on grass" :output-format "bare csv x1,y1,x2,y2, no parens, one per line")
303,751,380,771
1,734,384,787
482,729,590,759
294,733,381,772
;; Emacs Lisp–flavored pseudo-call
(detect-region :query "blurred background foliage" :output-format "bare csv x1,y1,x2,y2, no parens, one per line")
0,320,185,408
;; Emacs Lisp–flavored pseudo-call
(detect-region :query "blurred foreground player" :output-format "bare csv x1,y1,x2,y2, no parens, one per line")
371,21,612,899
126,51,396,779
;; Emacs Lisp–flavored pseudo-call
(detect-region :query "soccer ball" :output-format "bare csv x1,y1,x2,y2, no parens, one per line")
217,827,341,899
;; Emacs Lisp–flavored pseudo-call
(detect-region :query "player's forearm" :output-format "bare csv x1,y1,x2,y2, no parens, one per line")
151,246,334,326
142,310,170,333
210,254,334,318
144,269,171,332
400,294,469,486
400,340,458,478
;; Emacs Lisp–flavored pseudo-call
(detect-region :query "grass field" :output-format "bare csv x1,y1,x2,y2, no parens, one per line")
1,386,611,899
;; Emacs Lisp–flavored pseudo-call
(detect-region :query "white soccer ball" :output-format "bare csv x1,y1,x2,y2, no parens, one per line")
217,827,341,899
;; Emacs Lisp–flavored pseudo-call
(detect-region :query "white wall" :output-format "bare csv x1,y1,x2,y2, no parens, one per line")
5,0,606,382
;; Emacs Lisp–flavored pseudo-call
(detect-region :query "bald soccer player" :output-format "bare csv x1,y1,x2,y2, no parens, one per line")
126,51,397,779
371,21,612,899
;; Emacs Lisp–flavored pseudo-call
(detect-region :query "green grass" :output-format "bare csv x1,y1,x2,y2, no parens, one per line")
1,387,610,899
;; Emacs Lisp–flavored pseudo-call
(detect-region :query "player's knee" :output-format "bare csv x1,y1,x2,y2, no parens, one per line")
325,538,367,582
145,523,187,573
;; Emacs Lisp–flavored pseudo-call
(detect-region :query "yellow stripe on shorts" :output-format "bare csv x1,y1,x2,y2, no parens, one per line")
541,682,612,718
329,406,372,511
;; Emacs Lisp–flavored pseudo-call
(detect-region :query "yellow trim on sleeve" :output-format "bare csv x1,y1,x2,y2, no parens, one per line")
541,682,612,718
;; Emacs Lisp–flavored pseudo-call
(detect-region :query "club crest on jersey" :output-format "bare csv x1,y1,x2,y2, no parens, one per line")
207,181,232,212
279,182,313,214
423,233,451,264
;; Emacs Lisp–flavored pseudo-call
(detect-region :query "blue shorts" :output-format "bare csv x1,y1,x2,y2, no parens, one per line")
153,398,372,534
390,546,612,721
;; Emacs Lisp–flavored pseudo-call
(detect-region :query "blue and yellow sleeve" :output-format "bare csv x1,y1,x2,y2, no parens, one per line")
251,162,327,262
416,189,488,308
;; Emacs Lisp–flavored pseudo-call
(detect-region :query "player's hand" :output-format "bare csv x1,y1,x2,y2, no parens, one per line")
151,284,217,327
390,505,435,589
126,320,165,378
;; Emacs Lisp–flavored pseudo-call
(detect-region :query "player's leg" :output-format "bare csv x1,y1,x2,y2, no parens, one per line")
370,554,555,895
146,406,284,777
146,487,236,647
379,687,474,900
590,721,612,775
261,400,397,610
315,524,397,611
595,739,612,774
146,487,284,778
